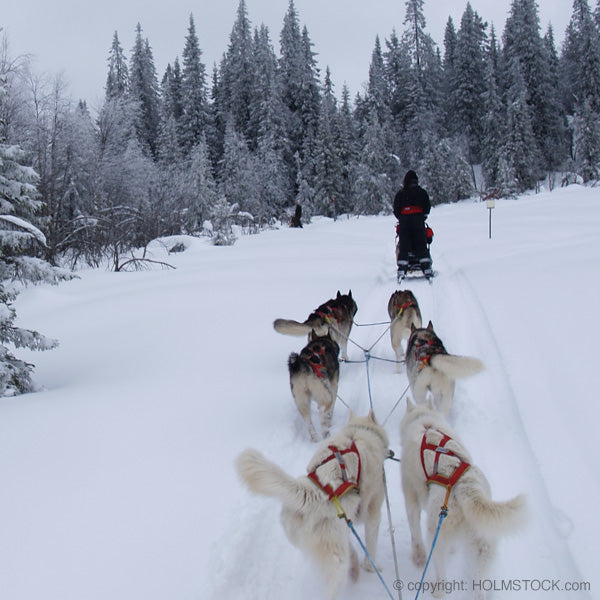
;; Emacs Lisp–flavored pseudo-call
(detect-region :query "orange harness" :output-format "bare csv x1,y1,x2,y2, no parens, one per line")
307,442,361,500
420,429,470,509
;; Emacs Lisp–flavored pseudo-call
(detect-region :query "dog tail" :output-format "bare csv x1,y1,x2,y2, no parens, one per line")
457,483,528,536
235,449,317,511
273,318,313,336
429,354,484,379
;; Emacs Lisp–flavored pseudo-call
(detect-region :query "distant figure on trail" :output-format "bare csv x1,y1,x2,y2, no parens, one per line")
393,170,432,278
290,201,303,228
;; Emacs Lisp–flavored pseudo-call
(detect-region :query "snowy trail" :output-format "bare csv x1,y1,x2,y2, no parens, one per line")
1,187,597,600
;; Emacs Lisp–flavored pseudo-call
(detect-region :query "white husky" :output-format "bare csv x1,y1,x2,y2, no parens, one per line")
235,412,389,600
406,321,484,413
400,400,527,599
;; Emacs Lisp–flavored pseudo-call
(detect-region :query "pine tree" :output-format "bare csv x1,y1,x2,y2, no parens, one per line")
312,68,345,217
384,29,412,135
128,24,160,157
503,0,565,171
481,26,507,191
366,36,390,125
279,1,321,168
502,59,543,192
106,31,129,100
0,77,72,395
352,108,393,215
215,0,254,143
573,98,600,181
447,4,487,161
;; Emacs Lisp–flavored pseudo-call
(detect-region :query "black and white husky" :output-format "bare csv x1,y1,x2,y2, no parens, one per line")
405,321,484,413
288,331,340,441
274,290,357,360
387,289,422,370
236,412,389,600
400,400,527,599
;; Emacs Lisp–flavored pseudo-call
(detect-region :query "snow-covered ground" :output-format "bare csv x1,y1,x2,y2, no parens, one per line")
1,185,598,600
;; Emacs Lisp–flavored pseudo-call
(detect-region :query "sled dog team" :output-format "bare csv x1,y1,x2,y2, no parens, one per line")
236,290,527,600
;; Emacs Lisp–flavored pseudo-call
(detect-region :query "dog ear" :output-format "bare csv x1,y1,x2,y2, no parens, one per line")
348,289,352,299
427,320,434,331
367,408,378,423
405,397,415,412
410,323,417,333
336,290,341,299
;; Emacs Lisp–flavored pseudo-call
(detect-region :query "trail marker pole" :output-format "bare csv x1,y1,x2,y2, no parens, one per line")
486,197,495,239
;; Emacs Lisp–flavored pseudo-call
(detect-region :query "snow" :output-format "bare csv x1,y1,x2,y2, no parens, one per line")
1,184,598,600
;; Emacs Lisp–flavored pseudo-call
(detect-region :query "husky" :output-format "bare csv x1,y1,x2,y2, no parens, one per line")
400,400,527,599
235,412,389,600
387,289,422,370
273,290,357,360
405,321,484,414
288,331,340,442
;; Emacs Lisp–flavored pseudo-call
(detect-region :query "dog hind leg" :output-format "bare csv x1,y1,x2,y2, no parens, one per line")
361,497,383,572
292,384,319,442
403,484,426,567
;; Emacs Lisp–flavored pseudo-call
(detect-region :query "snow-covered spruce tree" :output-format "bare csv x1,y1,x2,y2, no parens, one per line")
384,29,413,142
0,96,71,394
481,26,508,192
279,1,321,186
312,69,345,217
503,0,566,172
128,24,160,158
215,1,254,144
419,137,473,205
501,59,543,192
352,108,394,216
180,15,209,155
447,4,487,163
573,98,600,181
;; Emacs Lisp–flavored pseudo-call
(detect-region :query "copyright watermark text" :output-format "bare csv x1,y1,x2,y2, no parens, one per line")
393,579,591,594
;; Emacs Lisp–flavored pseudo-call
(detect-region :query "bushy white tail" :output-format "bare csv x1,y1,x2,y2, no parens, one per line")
235,449,316,511
273,318,313,336
457,485,528,536
430,354,485,379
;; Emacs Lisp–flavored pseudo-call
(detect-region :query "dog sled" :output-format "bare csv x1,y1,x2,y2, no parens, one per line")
395,221,435,283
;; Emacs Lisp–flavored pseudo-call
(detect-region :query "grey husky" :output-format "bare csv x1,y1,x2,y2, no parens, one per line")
273,290,357,360
288,331,340,441
387,289,422,370
405,321,484,413
236,411,389,600
400,400,527,599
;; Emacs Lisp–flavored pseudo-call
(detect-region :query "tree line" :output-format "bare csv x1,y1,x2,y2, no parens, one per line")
0,0,599,394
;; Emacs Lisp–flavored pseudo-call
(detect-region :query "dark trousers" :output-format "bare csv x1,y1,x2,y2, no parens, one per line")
397,214,430,264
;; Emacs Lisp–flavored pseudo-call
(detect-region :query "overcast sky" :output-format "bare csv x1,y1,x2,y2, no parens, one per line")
3,0,572,110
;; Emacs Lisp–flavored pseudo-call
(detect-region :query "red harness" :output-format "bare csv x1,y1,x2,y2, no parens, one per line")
307,442,361,500
413,339,440,371
420,429,470,507
394,300,416,317
317,303,343,324
301,343,328,379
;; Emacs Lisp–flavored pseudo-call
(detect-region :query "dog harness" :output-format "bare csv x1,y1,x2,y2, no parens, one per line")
420,428,470,509
307,442,361,501
316,302,344,325
413,338,445,371
301,343,328,379
394,300,417,318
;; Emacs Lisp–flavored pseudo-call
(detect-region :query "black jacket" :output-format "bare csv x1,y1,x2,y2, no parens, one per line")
393,182,431,220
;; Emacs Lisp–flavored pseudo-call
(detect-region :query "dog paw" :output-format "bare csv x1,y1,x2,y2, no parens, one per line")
411,545,426,568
